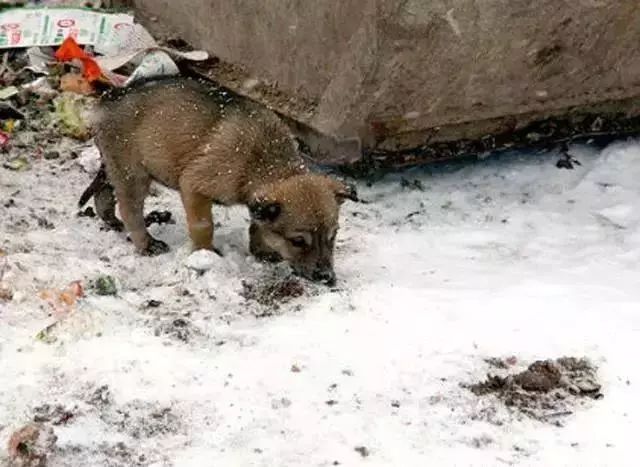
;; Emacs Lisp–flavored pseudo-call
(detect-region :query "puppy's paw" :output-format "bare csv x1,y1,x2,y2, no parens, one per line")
141,238,170,256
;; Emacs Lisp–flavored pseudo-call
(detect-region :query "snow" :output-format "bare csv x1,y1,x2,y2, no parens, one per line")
1,139,640,466
184,249,221,272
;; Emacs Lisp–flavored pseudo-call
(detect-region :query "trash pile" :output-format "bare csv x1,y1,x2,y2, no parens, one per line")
0,3,208,170
0,4,209,337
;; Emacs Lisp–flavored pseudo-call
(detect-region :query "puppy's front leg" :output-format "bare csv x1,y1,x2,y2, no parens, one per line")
179,187,221,255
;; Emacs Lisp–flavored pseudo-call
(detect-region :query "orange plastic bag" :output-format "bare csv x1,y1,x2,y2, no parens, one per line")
55,37,102,82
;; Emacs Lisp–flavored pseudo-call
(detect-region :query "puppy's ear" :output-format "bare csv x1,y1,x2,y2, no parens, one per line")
249,199,282,222
331,179,359,204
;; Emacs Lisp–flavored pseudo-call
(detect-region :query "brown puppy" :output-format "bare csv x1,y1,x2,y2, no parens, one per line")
79,77,356,284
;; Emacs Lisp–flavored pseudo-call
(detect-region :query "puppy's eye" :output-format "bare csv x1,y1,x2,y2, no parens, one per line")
289,236,307,248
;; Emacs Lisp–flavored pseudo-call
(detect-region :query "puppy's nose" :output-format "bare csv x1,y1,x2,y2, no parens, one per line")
312,269,336,286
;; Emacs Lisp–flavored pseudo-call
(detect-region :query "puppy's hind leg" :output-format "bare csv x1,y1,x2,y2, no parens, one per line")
94,182,124,232
113,173,169,256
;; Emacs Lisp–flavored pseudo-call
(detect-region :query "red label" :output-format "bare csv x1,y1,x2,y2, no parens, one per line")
10,31,21,44
57,19,76,28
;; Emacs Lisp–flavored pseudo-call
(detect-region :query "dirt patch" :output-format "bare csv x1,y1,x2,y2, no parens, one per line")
101,404,180,440
32,404,75,426
144,210,174,227
54,441,155,467
154,317,204,343
467,357,602,423
241,276,306,311
7,423,57,467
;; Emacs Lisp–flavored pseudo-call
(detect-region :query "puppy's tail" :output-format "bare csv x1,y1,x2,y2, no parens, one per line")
78,163,108,208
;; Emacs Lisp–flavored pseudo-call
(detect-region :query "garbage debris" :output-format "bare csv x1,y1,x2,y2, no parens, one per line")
90,274,117,296
93,22,208,86
3,156,30,171
39,280,84,318
94,22,208,72
60,72,94,94
52,93,91,140
22,76,57,101
0,85,18,99
0,102,24,119
0,5,209,182
36,280,84,342
25,46,53,75
0,7,208,87
55,36,101,82
123,49,179,85
0,128,10,148
2,117,17,132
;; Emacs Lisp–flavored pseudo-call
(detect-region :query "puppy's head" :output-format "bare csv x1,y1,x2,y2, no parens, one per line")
248,174,357,285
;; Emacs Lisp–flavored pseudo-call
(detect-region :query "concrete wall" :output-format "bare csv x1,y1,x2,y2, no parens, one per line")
134,0,640,164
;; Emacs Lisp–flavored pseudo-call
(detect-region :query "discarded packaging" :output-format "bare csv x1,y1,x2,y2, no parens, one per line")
124,49,178,85
36,281,84,343
35,278,108,343
0,85,18,99
26,46,54,74
38,280,83,319
94,23,207,85
94,23,207,70
0,8,207,88
22,76,58,101
55,36,102,81
0,129,10,148
0,8,134,49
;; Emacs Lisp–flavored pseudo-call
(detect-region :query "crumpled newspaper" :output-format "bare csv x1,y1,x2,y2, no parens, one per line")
94,23,207,85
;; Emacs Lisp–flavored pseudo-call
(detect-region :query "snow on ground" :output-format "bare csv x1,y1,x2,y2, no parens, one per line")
1,139,639,466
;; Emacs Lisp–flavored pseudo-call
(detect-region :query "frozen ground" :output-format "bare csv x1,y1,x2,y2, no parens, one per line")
1,139,639,466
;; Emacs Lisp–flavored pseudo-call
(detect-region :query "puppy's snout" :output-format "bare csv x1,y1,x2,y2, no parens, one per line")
312,268,336,286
